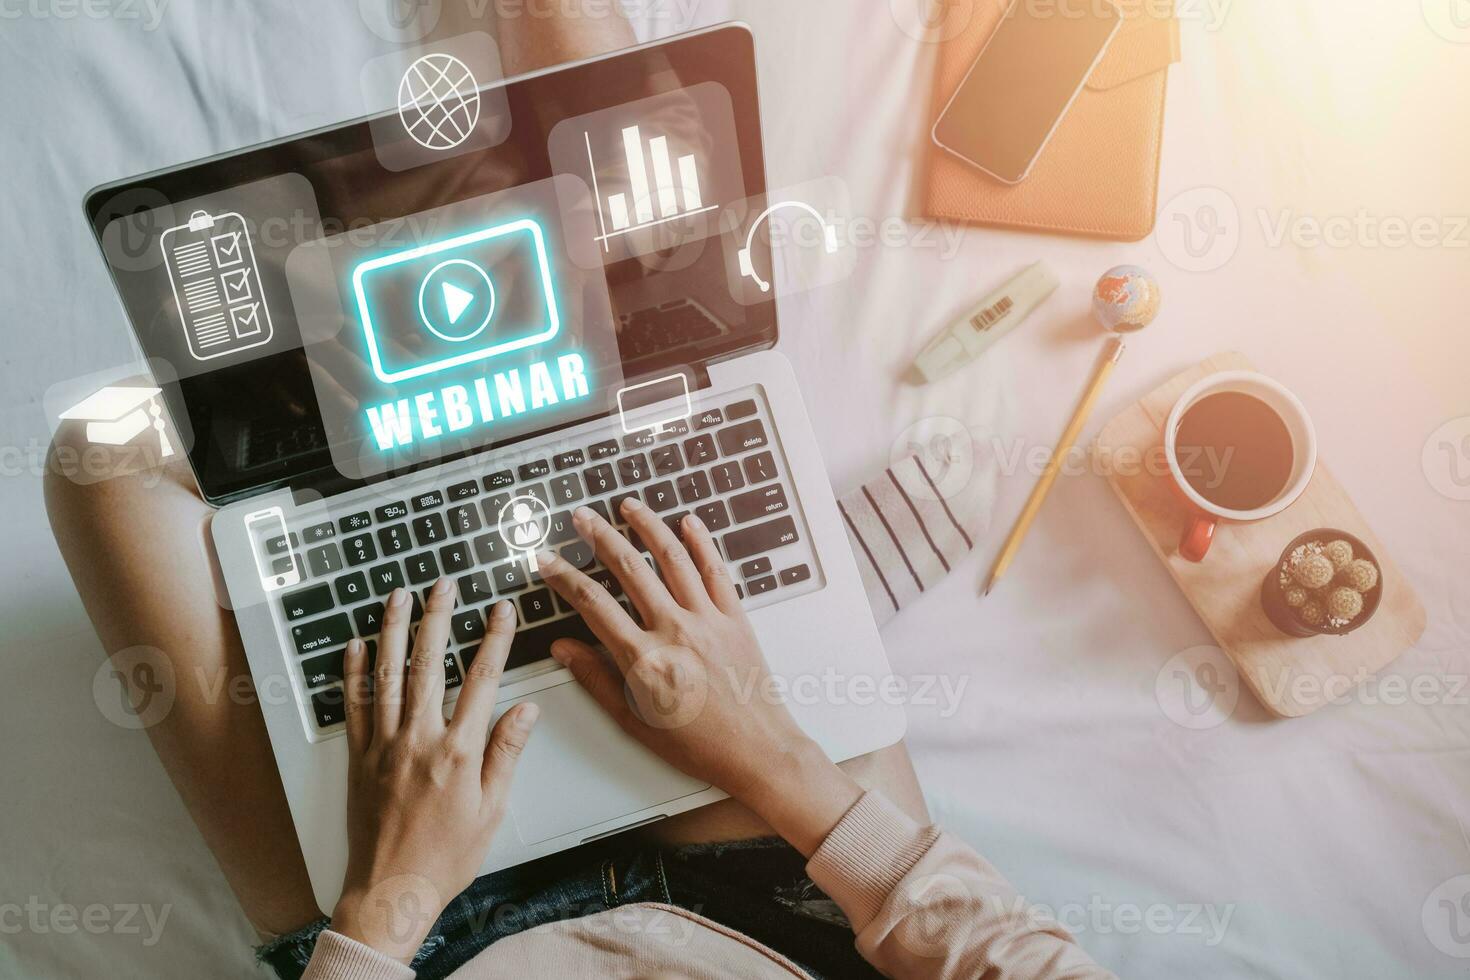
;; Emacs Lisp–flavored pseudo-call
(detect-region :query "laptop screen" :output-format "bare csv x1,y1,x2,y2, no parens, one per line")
85,25,773,505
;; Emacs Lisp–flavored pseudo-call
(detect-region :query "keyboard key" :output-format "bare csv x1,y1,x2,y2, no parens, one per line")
301,649,344,687
711,462,745,494
518,460,551,480
472,532,509,566
368,562,405,596
412,513,448,547
583,464,616,496
723,516,799,561
546,511,578,546
694,408,724,430
504,615,600,671
651,445,684,476
376,501,409,522
521,589,556,623
334,572,370,605
730,484,789,523
740,557,772,578
524,484,551,510
409,591,425,622
443,653,463,689
353,602,385,637
662,512,690,540
742,451,778,485
439,541,473,575
293,613,352,654
412,490,444,512
484,470,515,491
586,500,612,524
303,522,336,543
676,471,712,505
559,539,595,569
553,450,585,470
405,551,440,586
659,419,691,439
617,453,650,486
339,511,372,534
265,532,296,556
492,560,528,593
643,481,677,512
609,492,639,522
481,492,512,525
311,688,346,728
451,609,485,646
588,439,620,460
591,569,623,597
447,480,480,501
780,564,812,586
378,524,411,555
747,575,778,596
307,543,343,576
694,500,731,532
725,399,758,420
458,571,493,605
281,583,332,621
447,503,482,536
623,431,656,451
717,419,768,456
683,434,717,466
549,474,584,505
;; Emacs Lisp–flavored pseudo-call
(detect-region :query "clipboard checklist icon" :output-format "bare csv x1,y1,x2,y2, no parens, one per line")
161,209,275,360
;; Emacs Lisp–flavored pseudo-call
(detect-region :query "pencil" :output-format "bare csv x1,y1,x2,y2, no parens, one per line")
984,336,1126,596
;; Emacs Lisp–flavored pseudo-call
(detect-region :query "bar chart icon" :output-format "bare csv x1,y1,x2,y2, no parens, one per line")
585,125,717,250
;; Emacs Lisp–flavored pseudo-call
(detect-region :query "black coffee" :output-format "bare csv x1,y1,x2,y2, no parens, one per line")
1174,392,1294,511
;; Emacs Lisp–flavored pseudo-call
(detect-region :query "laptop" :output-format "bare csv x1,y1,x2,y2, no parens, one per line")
84,23,904,912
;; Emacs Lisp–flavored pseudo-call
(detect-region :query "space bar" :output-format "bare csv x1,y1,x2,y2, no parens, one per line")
505,615,601,671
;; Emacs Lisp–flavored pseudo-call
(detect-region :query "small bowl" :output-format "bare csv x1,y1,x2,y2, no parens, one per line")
1260,528,1383,638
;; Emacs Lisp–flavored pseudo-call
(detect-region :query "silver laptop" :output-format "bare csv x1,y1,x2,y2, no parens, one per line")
85,23,903,912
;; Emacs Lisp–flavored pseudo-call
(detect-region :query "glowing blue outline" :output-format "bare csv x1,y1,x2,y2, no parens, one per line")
352,217,561,385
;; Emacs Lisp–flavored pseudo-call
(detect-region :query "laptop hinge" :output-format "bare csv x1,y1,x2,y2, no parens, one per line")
580,813,668,844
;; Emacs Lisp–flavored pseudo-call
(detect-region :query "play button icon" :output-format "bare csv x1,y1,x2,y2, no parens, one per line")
417,258,496,343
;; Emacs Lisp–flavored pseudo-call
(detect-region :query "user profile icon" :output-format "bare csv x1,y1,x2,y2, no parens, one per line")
496,494,551,572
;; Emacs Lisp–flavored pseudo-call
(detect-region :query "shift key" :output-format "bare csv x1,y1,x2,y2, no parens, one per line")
293,612,352,655
723,516,798,561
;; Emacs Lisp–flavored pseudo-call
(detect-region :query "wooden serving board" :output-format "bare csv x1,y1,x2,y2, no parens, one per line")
1094,352,1426,718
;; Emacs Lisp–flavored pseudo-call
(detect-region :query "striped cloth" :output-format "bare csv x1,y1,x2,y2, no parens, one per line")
838,449,981,627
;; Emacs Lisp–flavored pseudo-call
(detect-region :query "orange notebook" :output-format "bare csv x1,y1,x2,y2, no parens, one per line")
921,0,1180,241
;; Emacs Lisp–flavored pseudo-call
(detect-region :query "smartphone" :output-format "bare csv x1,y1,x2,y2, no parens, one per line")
932,0,1123,184
245,506,300,593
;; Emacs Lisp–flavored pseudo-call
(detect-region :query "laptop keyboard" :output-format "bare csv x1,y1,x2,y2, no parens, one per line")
264,387,820,736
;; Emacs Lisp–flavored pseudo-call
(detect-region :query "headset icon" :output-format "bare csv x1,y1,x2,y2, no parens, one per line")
736,201,840,293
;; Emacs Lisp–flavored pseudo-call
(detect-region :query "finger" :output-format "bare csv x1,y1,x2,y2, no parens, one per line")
481,701,539,796
405,577,455,727
536,547,645,670
622,499,711,611
450,600,515,744
575,502,677,624
550,639,640,730
373,588,413,739
343,639,372,757
680,513,742,615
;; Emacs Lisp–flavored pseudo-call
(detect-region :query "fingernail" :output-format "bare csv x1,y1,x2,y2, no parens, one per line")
549,640,570,664
493,599,515,621
432,577,454,596
622,496,644,513
389,588,409,607
515,703,540,729
573,506,594,523
347,639,363,656
536,549,557,568
684,513,704,532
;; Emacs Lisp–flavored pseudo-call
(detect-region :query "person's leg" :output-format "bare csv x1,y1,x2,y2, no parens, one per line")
44,419,321,937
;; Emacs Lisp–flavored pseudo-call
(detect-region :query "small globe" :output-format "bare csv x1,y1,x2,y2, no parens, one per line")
397,53,480,151
1092,264,1162,334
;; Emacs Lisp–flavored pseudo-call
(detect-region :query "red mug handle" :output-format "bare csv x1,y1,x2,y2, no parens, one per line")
1180,513,1217,562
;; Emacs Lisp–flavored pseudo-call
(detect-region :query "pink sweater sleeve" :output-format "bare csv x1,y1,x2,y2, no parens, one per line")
301,930,415,980
806,792,1117,980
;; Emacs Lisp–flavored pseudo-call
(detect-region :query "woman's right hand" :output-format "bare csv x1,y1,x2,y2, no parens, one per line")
537,498,863,856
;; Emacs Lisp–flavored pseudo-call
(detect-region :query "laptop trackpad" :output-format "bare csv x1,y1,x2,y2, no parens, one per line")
506,681,709,845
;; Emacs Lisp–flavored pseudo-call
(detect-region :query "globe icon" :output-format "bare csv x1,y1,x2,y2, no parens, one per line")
397,52,480,151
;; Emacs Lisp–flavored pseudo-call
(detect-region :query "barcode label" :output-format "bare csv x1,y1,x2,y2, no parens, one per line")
970,296,1014,333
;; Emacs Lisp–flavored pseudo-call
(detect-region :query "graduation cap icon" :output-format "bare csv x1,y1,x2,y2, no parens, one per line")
58,386,175,458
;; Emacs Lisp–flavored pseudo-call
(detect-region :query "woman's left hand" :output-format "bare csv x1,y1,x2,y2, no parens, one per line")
330,581,538,964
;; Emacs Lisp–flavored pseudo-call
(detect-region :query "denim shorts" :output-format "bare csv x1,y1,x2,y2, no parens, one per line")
257,836,882,980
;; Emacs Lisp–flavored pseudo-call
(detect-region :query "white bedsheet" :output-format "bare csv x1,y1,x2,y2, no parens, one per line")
2,2,1467,977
